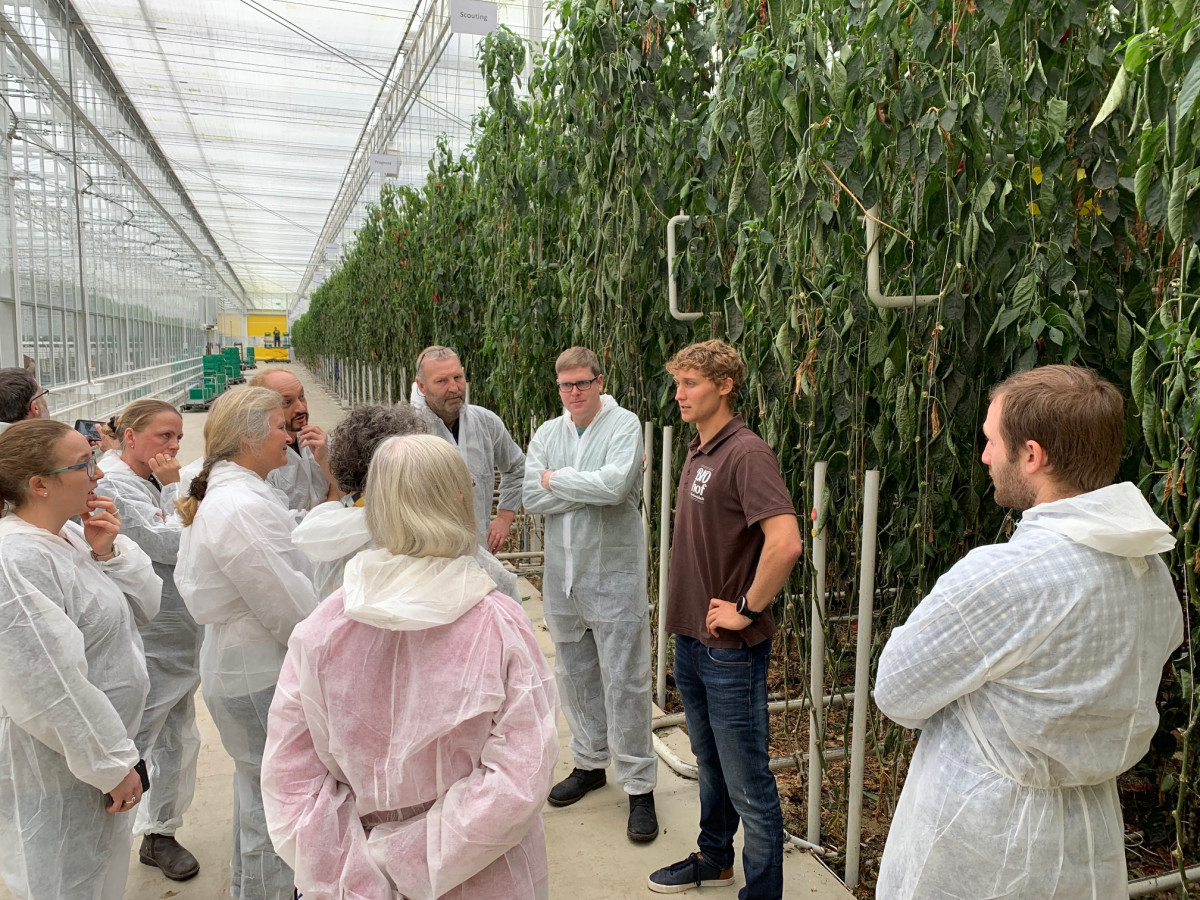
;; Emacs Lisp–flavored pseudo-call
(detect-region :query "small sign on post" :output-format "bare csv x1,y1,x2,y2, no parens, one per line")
369,153,398,176
324,243,340,259
450,0,497,34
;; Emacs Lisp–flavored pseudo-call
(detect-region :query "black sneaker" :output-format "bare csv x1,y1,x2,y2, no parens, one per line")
627,792,658,843
647,852,734,893
547,767,606,807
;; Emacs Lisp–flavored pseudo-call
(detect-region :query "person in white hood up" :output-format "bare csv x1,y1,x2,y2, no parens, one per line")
262,433,559,900
522,347,657,842
875,365,1183,899
292,402,520,605
0,419,161,900
175,387,320,900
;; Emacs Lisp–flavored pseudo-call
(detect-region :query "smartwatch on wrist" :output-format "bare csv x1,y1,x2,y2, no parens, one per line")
735,594,762,621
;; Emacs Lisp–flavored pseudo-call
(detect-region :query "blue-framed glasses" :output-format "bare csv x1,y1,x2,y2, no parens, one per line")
45,451,98,479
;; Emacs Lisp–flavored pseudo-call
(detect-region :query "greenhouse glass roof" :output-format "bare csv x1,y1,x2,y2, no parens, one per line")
71,0,537,310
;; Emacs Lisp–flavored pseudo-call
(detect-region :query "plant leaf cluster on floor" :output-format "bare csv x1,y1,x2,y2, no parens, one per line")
294,0,1200,871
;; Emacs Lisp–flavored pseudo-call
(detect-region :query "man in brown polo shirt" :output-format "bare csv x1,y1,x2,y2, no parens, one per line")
648,340,802,898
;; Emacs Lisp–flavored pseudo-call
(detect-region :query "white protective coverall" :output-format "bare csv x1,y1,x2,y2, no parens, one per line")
410,384,526,544
522,395,655,794
291,499,522,604
0,516,162,900
175,461,319,900
261,550,559,900
97,455,203,837
875,482,1184,899
269,444,330,512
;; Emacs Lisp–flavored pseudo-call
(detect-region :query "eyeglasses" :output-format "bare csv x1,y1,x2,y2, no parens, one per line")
45,449,98,479
557,377,600,394
31,388,49,403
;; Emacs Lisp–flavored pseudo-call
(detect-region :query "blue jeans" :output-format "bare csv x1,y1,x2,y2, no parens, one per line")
674,635,783,900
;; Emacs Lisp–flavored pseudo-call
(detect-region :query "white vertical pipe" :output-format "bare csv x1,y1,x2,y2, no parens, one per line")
807,461,828,845
642,421,654,557
845,469,880,888
656,426,674,710
387,369,393,406
368,366,374,404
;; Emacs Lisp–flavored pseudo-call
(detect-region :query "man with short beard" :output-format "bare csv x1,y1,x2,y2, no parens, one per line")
249,369,339,511
411,346,525,553
875,365,1183,899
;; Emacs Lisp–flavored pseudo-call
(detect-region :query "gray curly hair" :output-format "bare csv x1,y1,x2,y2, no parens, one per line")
329,403,430,493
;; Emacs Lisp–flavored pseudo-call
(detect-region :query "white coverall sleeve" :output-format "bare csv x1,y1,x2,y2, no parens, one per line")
0,554,139,792
218,524,317,647
875,581,997,730
369,638,558,899
492,418,526,514
263,650,394,899
99,534,163,627
545,417,642,506
521,427,584,515
108,486,182,566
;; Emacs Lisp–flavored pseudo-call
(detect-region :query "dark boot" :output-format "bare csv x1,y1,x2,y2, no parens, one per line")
627,791,659,843
547,767,607,807
139,833,200,881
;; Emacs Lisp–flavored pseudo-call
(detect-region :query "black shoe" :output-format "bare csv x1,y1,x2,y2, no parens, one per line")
647,852,734,893
139,833,200,881
547,767,607,807
627,792,659,843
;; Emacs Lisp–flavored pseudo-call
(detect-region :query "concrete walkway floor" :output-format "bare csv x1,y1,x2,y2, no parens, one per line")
0,362,852,900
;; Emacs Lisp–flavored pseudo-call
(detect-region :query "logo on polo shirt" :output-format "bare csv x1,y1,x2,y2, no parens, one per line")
690,465,714,502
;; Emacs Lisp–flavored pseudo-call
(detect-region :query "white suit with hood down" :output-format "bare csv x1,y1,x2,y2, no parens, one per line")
261,550,559,900
96,454,203,837
522,395,655,794
291,499,521,604
875,482,1183,899
410,384,526,544
175,461,319,900
0,516,161,900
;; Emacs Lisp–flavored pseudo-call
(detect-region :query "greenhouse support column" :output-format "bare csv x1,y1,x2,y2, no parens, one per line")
386,369,392,405
368,365,375,405
5,114,24,367
807,461,829,845
845,469,880,889
656,426,673,710
65,21,93,384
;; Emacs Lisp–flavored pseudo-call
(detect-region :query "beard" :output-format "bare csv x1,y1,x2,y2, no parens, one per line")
990,459,1037,511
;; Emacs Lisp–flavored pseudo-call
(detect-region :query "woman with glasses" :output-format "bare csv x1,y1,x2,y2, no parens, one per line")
0,419,162,900
96,399,203,881
262,434,558,899
175,387,319,900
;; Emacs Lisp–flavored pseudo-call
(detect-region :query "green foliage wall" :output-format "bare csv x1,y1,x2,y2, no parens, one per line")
295,0,1200,865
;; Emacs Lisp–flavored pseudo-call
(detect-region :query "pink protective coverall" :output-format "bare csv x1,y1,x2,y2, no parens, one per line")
261,550,559,900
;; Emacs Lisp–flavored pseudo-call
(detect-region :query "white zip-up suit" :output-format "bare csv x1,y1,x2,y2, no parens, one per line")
875,483,1183,898
97,455,202,839
523,395,655,794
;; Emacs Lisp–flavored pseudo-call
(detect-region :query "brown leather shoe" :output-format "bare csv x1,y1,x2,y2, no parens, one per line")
139,833,200,881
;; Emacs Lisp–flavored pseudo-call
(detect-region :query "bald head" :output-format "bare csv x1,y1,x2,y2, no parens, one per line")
250,369,307,436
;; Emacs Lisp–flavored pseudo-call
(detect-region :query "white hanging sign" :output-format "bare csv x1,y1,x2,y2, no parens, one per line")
324,243,340,258
450,0,497,34
370,153,399,176
313,272,326,286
